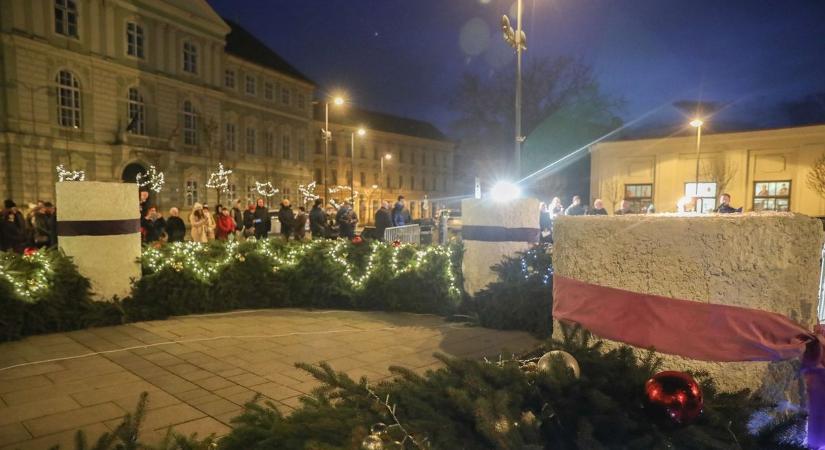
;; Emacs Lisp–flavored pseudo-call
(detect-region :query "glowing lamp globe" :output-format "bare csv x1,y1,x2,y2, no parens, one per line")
490,181,521,202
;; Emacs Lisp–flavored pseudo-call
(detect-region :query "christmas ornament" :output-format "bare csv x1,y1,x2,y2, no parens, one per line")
537,350,580,379
392,240,401,247
136,165,165,193
298,181,319,202
352,236,364,244
644,370,703,424
206,162,233,193
254,181,279,197
361,434,384,450
56,164,85,182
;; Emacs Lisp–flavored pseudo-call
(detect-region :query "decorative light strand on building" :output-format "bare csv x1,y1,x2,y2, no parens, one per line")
56,164,85,182
298,181,319,203
254,181,279,198
206,163,233,193
329,185,359,199
136,165,165,193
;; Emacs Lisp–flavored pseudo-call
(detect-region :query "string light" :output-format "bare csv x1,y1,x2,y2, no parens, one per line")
136,165,165,193
298,181,319,203
206,162,233,193
519,247,553,285
56,164,85,182
328,185,359,199
254,181,279,198
0,251,54,301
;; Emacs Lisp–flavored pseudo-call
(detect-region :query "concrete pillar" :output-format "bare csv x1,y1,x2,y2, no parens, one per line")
460,197,540,295
55,181,141,300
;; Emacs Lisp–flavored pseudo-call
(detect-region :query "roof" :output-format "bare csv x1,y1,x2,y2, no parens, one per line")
607,120,825,142
165,0,229,32
223,19,314,85
314,104,450,142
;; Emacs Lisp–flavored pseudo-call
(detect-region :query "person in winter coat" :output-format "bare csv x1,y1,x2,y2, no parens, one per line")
309,198,326,239
374,200,392,241
391,196,411,226
242,203,255,238
294,206,308,240
32,204,54,248
336,201,358,239
278,200,295,240
204,205,217,240
253,198,271,239
166,207,186,243
587,199,608,215
1,199,26,252
564,195,586,216
216,207,236,240
231,200,244,240
189,203,209,243
141,206,166,243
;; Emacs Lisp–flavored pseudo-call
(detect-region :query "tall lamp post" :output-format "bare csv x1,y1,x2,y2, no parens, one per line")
322,96,345,206
690,118,704,204
350,127,366,205
379,153,392,204
502,1,526,177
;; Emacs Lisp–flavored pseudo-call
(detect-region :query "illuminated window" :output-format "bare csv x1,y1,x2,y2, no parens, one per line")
126,87,145,135
624,183,653,213
753,181,790,211
126,22,145,58
56,70,81,127
185,180,198,206
684,182,717,213
54,0,78,38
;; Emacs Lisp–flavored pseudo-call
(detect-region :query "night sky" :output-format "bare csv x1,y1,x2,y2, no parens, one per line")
207,0,825,137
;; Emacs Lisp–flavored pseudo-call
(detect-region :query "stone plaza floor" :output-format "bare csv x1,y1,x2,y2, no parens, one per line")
0,309,539,449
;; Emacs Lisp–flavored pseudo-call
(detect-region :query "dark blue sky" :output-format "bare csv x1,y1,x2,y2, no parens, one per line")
207,0,825,136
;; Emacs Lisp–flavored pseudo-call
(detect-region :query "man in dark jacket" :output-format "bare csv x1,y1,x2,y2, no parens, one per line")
714,193,742,213
309,198,326,239
374,200,392,241
1,199,26,252
253,198,271,239
242,203,255,238
278,200,294,240
564,195,586,216
141,206,166,243
391,195,411,226
231,200,243,239
33,204,54,248
587,199,608,215
336,201,357,239
166,207,186,243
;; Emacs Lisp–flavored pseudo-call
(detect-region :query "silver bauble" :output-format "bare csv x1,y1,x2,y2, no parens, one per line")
537,350,580,379
361,434,384,450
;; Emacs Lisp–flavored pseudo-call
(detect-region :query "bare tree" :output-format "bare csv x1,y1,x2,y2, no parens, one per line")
807,153,825,198
601,178,622,210
702,159,738,196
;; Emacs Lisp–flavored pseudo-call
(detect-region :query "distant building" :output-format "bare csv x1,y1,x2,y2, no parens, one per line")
0,0,452,221
590,123,825,216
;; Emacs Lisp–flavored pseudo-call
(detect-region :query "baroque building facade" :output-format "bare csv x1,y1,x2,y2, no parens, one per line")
0,0,453,222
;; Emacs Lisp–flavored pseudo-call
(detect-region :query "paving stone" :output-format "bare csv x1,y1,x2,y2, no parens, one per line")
0,395,80,426
193,397,240,416
1,422,110,450
168,417,231,440
193,376,235,391
0,375,52,395
23,402,125,437
128,403,205,432
0,423,30,447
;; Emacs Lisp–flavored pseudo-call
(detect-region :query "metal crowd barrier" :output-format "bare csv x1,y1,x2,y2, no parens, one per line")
384,224,420,245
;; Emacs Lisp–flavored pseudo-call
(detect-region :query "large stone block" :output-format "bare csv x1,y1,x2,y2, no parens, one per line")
461,198,540,295
553,213,824,401
55,182,141,300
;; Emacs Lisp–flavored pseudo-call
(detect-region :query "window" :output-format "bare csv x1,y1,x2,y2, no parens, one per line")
126,87,145,135
753,181,791,211
265,130,275,156
315,139,322,154
264,82,273,100
297,94,305,110
227,184,237,201
185,180,198,206
314,168,322,183
281,134,291,159
245,127,256,154
411,175,415,190
224,70,235,88
624,184,653,213
224,123,236,152
182,101,197,145
245,75,256,96
54,0,78,38
182,41,198,74
331,169,338,185
684,182,717,213
56,70,81,128
298,138,306,161
360,172,366,187
126,22,145,58
281,87,290,105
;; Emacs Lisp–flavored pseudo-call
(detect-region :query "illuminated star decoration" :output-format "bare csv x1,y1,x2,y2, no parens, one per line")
329,185,359,199
298,181,319,203
254,181,279,198
136,165,165,193
206,162,233,193
56,164,85,182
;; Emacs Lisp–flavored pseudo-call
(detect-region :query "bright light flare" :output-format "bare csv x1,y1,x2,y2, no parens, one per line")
357,127,366,136
490,181,521,202
333,96,345,106
690,118,704,128
384,153,392,160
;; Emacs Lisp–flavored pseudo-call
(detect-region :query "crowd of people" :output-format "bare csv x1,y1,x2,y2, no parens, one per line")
0,200,57,253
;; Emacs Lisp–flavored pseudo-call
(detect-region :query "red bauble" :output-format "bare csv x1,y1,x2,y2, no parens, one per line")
23,247,38,256
351,236,363,245
644,371,703,424
392,240,401,247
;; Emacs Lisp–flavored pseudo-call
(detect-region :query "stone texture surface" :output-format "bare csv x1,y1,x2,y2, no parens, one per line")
55,181,141,300
461,197,540,294
553,212,824,400
0,309,538,449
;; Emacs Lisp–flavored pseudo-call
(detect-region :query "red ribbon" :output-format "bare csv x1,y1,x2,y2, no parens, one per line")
553,275,825,448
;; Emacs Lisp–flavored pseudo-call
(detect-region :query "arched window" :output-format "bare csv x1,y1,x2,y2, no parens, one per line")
126,22,145,59
182,101,197,145
56,70,81,127
182,41,198,74
126,87,145,135
54,0,78,38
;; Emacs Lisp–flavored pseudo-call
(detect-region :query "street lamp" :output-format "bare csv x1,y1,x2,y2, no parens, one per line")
690,118,704,204
379,153,392,204
350,127,366,204
322,96,345,206
502,1,527,177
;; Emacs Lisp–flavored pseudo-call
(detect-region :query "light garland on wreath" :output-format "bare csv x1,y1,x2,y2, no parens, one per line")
56,164,85,182
254,181,279,198
0,251,54,301
136,165,165,193
206,163,233,193
520,247,553,285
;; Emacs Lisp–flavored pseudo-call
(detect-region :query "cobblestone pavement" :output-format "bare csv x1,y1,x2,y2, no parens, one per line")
0,309,539,449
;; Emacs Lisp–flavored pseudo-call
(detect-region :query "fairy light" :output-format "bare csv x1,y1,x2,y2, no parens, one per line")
519,247,553,285
254,181,279,198
136,166,165,193
206,162,233,193
56,164,85,182
328,185,359,199
298,181,319,203
0,251,55,301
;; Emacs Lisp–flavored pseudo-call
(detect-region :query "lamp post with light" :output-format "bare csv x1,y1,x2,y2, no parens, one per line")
502,1,526,177
350,127,366,205
379,153,392,204
322,96,345,206
690,118,704,200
